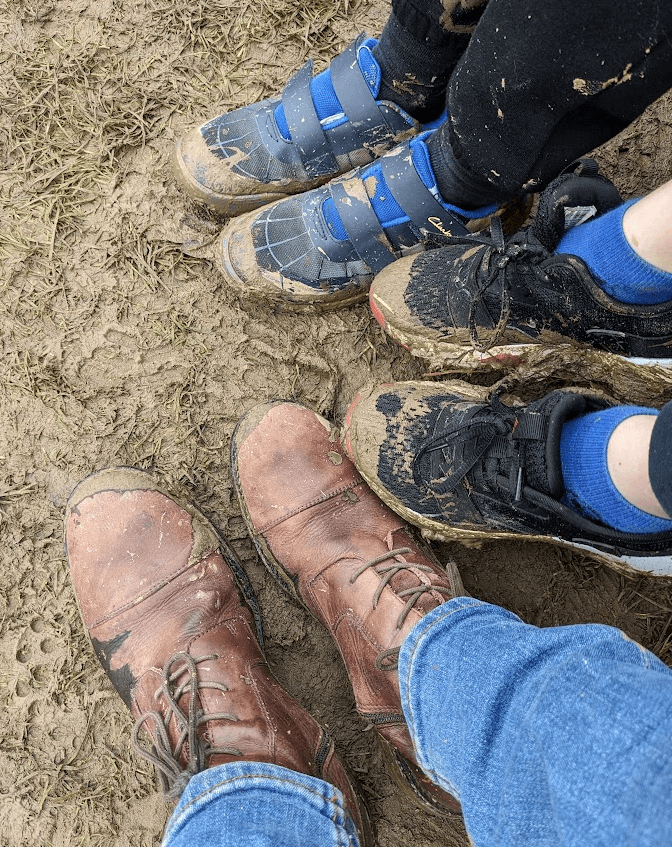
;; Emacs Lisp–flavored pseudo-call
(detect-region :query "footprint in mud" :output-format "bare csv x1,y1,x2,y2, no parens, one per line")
180,210,221,258
11,619,60,699
15,679,30,697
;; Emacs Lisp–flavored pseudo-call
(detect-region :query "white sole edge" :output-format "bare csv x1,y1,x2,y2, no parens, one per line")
557,538,672,576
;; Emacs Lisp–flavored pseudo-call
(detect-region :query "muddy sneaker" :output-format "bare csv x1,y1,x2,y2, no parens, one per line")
367,161,672,371
173,35,420,216
231,401,465,817
217,132,531,310
342,382,672,577
65,467,372,842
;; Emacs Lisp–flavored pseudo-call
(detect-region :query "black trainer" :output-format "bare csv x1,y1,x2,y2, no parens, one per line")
343,380,672,577
370,161,672,371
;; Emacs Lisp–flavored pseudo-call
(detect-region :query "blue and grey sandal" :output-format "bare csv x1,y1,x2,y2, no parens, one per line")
217,133,519,310
173,35,421,216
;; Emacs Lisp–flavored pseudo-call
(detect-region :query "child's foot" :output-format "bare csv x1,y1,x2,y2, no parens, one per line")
215,132,531,310
173,35,423,216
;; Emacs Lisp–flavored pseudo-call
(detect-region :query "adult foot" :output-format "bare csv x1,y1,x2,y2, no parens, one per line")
369,161,672,370
65,466,371,843
231,401,465,817
342,381,672,577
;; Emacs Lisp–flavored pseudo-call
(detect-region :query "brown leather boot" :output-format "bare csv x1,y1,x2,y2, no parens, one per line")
65,467,371,842
231,402,465,818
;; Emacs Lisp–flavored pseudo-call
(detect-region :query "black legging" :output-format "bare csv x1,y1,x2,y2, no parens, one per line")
390,0,672,203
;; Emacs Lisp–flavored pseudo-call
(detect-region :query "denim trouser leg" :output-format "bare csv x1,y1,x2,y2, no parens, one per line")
161,597,672,847
161,761,360,847
399,598,672,847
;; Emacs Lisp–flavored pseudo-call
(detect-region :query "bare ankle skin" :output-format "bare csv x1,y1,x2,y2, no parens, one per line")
622,178,672,273
607,415,670,519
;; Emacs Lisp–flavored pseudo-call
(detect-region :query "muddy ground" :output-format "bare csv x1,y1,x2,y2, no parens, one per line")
2,0,672,844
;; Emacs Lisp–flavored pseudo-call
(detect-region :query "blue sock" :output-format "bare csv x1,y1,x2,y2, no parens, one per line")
560,406,672,533
321,133,498,241
557,199,672,305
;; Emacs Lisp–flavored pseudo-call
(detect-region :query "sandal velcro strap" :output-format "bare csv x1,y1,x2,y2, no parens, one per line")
325,142,470,274
379,147,470,239
281,35,399,179
330,176,397,274
330,36,396,148
282,60,338,178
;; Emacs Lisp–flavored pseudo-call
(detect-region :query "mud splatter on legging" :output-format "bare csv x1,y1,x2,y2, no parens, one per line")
388,0,672,203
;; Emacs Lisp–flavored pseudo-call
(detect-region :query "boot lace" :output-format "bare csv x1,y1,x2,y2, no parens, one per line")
349,547,453,671
132,652,242,800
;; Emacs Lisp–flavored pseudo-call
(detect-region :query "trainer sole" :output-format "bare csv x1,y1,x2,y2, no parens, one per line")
371,305,672,377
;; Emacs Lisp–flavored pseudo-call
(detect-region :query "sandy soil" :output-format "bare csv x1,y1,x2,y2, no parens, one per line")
2,0,672,844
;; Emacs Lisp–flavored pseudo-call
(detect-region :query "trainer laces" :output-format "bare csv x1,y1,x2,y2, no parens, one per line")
412,395,547,505
449,216,549,352
132,652,242,800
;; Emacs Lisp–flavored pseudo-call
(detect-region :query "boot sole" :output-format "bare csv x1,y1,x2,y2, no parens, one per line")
231,406,463,819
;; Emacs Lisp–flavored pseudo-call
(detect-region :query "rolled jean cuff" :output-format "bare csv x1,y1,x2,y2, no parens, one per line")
162,761,360,847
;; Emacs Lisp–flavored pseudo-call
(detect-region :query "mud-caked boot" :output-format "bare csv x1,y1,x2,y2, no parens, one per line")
231,403,465,818
65,467,371,842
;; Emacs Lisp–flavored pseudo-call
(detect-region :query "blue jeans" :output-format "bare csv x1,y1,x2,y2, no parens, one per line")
162,599,672,847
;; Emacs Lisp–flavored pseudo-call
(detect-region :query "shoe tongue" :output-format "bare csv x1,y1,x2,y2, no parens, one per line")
520,392,587,498
357,38,381,96
531,164,622,251
385,555,446,615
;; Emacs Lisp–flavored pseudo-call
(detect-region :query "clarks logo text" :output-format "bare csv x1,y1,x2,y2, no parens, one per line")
428,217,453,236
